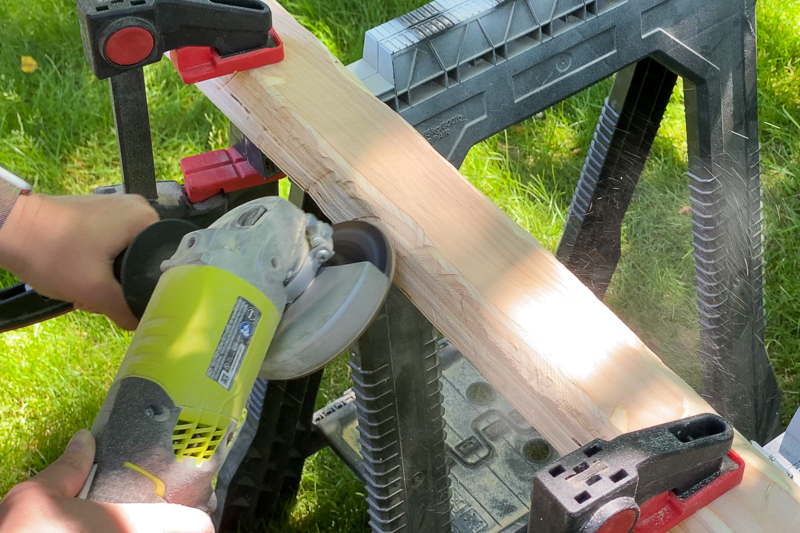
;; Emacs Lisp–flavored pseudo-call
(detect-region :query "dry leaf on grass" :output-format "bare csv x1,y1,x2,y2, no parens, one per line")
21,56,38,73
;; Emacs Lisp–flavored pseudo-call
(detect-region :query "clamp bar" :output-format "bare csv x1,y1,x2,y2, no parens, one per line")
109,69,158,199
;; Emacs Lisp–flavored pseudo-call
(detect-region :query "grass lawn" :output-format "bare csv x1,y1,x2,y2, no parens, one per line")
1,0,799,531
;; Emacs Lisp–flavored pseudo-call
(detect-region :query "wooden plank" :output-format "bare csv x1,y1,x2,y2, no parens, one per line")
196,2,800,530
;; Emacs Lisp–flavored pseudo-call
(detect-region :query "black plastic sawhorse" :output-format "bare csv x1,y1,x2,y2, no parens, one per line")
215,0,781,532
350,0,780,443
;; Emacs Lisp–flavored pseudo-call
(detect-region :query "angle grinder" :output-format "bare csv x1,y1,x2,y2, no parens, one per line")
79,196,393,510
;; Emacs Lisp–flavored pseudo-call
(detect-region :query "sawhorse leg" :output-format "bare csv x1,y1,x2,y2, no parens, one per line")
351,286,452,533
557,58,677,297
215,373,324,531
557,8,781,440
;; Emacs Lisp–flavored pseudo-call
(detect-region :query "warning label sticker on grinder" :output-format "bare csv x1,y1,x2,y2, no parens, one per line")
206,297,261,390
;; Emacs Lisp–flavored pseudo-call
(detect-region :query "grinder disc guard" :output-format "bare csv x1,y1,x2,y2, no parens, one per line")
259,220,394,380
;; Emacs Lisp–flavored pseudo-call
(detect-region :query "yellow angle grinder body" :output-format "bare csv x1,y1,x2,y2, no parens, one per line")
80,197,393,510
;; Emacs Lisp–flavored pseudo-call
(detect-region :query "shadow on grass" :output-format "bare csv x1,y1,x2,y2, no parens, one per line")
252,449,370,533
247,356,370,533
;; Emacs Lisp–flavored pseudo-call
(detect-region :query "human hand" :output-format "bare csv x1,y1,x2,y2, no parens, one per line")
0,194,159,330
0,430,214,533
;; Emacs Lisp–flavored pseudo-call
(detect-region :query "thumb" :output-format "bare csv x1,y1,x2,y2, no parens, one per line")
78,272,139,331
105,503,215,533
31,429,96,497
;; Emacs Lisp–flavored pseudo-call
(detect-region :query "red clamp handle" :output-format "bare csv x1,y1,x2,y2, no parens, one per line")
170,28,283,84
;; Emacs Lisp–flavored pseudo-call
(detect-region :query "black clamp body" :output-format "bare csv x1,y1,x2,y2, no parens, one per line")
76,0,273,79
74,0,282,201
529,414,742,533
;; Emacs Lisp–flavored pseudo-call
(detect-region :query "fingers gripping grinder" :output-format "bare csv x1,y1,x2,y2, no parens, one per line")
82,197,393,509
